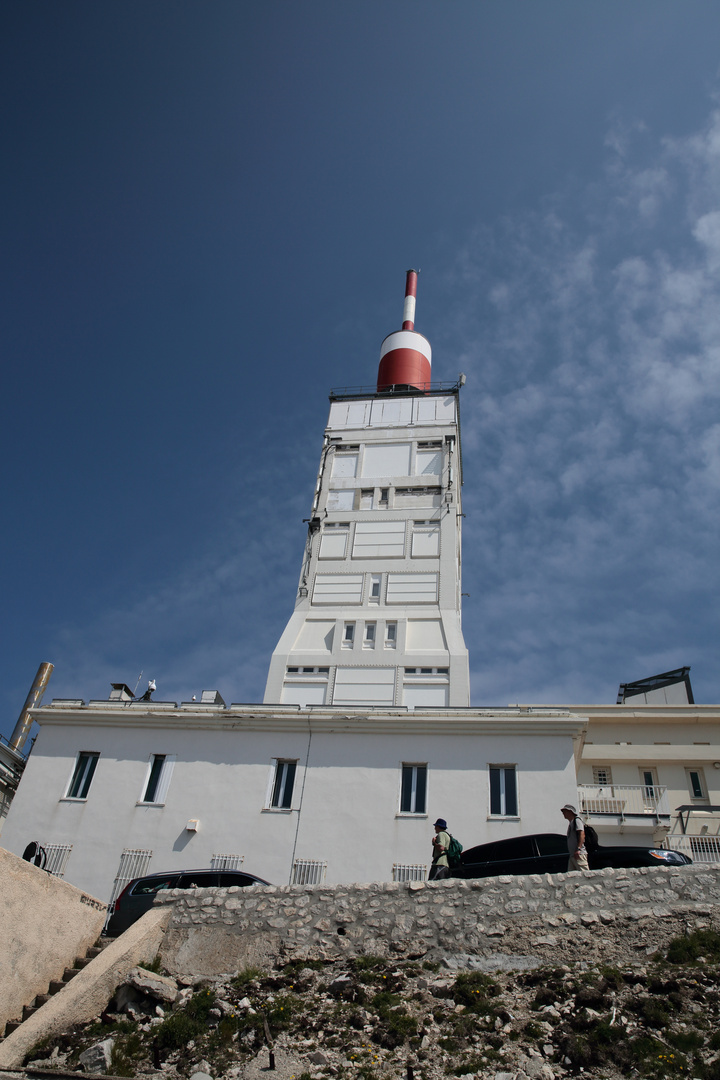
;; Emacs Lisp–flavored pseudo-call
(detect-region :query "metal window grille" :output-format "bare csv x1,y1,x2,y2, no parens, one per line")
292,859,327,885
392,863,427,882
689,836,720,862
211,853,245,870
107,848,153,910
43,843,73,878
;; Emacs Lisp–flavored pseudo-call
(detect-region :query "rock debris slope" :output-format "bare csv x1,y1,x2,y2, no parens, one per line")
11,915,720,1080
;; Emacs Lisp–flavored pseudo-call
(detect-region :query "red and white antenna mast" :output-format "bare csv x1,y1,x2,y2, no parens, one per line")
377,270,432,392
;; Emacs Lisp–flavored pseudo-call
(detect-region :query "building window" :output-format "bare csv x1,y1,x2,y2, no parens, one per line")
107,849,153,911
592,766,613,786
400,764,427,814
343,622,355,647
42,843,73,878
270,760,297,809
364,622,376,648
140,754,176,805
292,859,326,885
211,853,244,870
385,622,397,648
393,864,427,882
66,752,99,800
379,488,389,505
489,765,518,817
686,768,708,801
370,575,382,600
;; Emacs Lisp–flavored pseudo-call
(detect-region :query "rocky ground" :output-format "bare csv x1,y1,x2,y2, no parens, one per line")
15,915,720,1080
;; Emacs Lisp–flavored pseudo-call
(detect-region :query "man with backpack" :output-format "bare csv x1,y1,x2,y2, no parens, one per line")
428,818,451,879
561,803,589,871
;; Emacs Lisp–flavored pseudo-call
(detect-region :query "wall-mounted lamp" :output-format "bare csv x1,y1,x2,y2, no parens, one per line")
186,819,199,832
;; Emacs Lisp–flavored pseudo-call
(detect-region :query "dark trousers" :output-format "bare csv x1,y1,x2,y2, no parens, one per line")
428,864,449,881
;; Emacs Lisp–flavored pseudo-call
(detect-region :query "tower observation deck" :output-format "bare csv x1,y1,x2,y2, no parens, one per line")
263,272,470,709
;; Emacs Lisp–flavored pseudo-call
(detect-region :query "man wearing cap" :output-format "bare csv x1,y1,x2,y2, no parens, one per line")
429,818,451,880
561,804,589,871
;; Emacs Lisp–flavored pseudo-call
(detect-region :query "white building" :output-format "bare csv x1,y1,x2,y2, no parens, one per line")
1,273,586,901
569,669,720,862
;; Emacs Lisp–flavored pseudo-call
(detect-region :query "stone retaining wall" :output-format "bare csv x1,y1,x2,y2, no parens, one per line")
156,864,720,976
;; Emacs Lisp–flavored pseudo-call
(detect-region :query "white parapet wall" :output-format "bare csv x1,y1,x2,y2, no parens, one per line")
0,847,107,1032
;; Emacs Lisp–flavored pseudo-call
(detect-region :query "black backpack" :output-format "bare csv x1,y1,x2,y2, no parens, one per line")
584,824,599,853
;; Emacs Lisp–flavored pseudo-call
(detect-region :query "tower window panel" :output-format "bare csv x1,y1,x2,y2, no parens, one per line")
312,574,364,604
352,521,405,558
386,573,439,604
415,450,442,476
385,622,397,648
319,529,349,558
280,682,327,706
402,684,449,708
361,443,411,478
326,490,355,511
331,453,358,478
328,401,370,427
343,622,355,645
405,619,447,651
270,760,297,809
332,667,395,706
364,622,376,647
489,766,518,817
370,575,382,600
394,488,443,508
294,620,335,651
66,752,99,800
411,525,440,557
369,398,414,425
400,764,427,814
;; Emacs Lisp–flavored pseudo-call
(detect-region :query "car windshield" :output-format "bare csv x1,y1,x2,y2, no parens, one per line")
132,877,178,895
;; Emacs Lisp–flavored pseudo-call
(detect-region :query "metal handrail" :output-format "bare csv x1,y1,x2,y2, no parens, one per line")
329,381,462,401
578,783,670,818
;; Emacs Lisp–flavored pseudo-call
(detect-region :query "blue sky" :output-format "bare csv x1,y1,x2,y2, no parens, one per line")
3,1,720,740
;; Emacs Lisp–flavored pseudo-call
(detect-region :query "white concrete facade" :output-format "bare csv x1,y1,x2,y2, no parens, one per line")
0,699,585,902
263,390,470,709
570,704,720,857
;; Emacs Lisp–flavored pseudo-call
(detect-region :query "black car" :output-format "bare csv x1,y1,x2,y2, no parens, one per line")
105,868,271,935
450,833,692,880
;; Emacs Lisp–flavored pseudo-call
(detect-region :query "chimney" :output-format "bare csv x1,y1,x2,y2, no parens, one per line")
109,683,134,701
10,663,54,752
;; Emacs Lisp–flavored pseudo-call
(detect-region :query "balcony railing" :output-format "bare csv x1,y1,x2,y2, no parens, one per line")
578,784,670,820
663,834,720,863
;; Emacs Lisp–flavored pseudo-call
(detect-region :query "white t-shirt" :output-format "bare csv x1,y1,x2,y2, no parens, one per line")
567,816,586,855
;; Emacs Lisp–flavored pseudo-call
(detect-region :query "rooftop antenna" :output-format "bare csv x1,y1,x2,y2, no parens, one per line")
132,671,143,697
377,269,432,393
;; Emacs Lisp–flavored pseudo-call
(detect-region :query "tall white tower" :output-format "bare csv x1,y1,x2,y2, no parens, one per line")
264,272,470,709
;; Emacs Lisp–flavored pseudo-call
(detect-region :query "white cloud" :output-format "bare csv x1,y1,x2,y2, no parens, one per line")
445,100,720,705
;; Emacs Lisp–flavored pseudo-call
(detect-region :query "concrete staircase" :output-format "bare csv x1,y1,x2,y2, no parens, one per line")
2,944,104,1038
